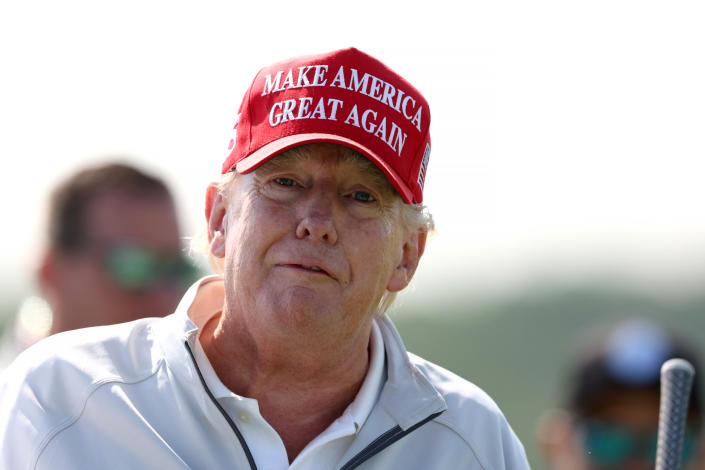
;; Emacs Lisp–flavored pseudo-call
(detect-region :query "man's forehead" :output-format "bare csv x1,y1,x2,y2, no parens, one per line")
257,144,398,193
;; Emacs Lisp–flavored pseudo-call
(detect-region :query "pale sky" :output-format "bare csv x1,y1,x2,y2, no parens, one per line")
2,0,705,306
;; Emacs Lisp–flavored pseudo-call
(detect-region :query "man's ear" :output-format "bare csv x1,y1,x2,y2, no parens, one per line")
387,230,427,293
205,183,227,259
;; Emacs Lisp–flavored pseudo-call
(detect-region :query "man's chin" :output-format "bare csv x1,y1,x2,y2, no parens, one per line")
266,286,341,328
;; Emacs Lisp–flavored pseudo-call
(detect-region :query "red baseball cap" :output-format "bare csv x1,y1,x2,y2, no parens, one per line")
222,48,431,203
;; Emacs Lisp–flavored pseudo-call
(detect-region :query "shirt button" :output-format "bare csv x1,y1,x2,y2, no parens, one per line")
238,411,251,423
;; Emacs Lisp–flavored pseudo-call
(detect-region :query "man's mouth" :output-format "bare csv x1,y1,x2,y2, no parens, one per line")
281,263,334,279
300,264,324,272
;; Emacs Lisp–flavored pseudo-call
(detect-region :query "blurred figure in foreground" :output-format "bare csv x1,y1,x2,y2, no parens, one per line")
1,162,196,366
537,318,704,470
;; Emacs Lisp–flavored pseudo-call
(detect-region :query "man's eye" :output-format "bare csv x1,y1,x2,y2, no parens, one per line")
352,191,375,203
274,177,296,187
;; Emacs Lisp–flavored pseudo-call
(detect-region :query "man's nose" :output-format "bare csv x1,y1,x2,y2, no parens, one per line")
295,190,338,244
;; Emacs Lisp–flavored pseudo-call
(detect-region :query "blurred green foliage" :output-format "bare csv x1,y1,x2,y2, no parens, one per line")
391,284,705,470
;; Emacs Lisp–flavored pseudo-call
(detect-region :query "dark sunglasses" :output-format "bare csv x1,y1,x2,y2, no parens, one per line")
95,244,198,291
579,419,698,467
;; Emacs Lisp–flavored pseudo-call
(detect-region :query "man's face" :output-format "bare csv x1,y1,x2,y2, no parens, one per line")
211,144,419,345
539,389,703,470
43,191,188,331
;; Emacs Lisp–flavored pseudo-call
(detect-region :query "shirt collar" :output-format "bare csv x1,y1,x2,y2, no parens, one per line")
192,311,385,435
160,277,446,437
344,320,385,432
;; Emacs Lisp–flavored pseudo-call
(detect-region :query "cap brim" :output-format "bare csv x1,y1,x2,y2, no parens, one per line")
233,133,414,203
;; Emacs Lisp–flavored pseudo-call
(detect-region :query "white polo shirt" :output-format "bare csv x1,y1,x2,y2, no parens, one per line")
193,322,385,470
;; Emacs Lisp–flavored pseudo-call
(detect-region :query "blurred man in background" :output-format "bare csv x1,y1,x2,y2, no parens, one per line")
0,162,196,366
537,318,704,470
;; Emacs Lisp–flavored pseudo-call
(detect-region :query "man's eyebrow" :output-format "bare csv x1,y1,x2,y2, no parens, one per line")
343,156,397,197
357,172,396,197
254,151,307,175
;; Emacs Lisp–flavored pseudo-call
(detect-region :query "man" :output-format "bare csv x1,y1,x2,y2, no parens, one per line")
536,318,704,470
0,48,529,469
0,162,194,365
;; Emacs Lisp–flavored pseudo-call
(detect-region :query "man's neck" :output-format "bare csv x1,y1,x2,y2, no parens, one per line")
199,310,372,462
